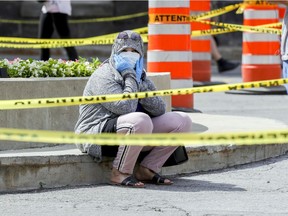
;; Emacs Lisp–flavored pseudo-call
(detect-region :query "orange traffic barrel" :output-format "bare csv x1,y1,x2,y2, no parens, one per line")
190,0,211,82
242,4,281,82
148,0,193,110
278,4,286,23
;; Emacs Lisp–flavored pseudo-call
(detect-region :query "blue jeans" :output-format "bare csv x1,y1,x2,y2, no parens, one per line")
283,60,288,94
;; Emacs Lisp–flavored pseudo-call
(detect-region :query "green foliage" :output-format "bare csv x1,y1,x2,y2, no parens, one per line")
0,57,101,78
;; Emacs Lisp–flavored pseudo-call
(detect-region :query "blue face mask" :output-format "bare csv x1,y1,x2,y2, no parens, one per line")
119,51,140,68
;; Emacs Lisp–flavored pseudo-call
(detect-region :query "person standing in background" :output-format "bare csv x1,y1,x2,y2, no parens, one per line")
210,1,240,73
211,36,240,73
38,0,78,61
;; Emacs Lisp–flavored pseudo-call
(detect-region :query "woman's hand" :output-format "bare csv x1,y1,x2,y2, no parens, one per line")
136,57,144,83
114,54,134,73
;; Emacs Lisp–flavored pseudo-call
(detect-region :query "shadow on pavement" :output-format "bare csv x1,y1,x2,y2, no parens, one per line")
144,178,246,192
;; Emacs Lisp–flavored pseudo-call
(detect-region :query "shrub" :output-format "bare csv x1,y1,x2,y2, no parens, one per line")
0,57,101,78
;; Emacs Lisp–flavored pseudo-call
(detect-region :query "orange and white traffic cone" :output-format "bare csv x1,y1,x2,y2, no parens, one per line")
190,0,212,83
242,4,281,82
148,0,193,110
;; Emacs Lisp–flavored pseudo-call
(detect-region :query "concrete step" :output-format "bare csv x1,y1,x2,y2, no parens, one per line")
0,145,111,192
1,143,288,193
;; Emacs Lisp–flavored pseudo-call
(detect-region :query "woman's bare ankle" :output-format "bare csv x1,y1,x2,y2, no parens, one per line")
135,166,155,180
111,167,130,183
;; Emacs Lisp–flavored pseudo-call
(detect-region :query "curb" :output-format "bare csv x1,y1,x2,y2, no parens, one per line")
1,143,288,193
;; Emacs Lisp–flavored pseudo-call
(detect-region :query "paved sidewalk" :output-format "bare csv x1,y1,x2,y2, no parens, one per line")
2,153,288,216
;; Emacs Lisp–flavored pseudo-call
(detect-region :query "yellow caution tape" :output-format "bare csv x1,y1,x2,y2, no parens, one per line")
1,4,239,48
0,17,280,49
0,38,113,49
0,27,148,44
0,12,148,25
236,1,275,14
0,2,280,48
190,3,242,21
149,2,281,36
197,20,281,35
0,19,38,25
0,35,111,44
69,12,148,24
149,3,241,24
0,36,148,49
192,27,237,37
0,127,288,146
192,22,282,37
149,14,190,24
0,79,287,110
0,27,148,49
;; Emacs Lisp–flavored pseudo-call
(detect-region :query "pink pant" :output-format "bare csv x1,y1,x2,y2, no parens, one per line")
113,111,193,174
